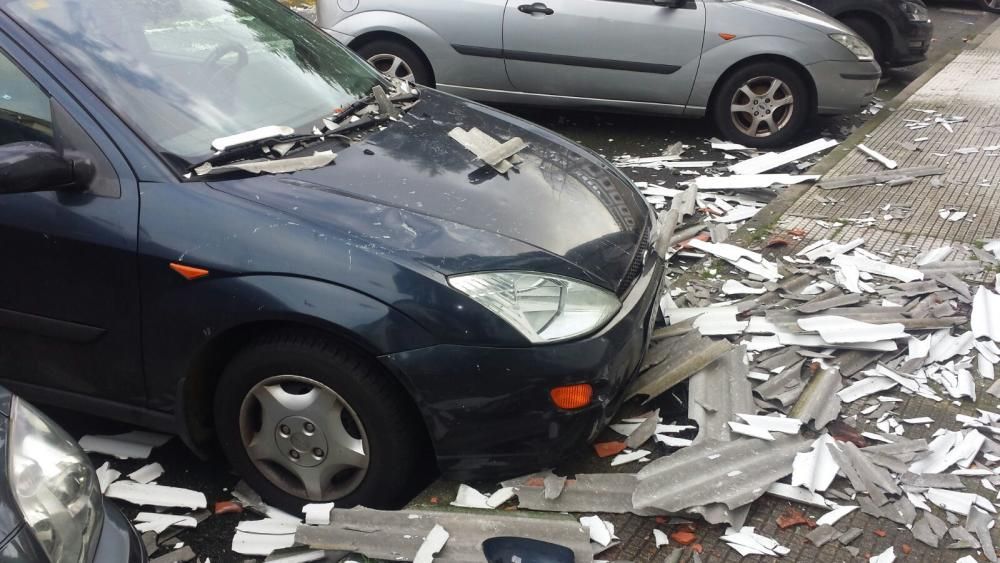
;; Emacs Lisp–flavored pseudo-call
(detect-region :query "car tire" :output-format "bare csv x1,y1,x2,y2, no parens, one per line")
356,39,434,86
214,331,425,512
978,0,1000,13
841,16,886,65
712,61,809,149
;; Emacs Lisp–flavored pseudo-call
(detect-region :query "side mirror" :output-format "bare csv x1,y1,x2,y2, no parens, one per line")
652,0,686,7
0,142,94,195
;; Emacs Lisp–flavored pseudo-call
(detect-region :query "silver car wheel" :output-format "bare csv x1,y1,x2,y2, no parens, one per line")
239,374,369,501
730,76,795,138
988,0,1000,9
367,54,416,82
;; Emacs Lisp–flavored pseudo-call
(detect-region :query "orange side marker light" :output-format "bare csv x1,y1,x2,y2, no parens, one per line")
550,383,593,410
170,262,210,280
719,33,737,41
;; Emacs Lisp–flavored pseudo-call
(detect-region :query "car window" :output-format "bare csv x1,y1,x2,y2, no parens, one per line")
0,50,52,146
2,0,383,169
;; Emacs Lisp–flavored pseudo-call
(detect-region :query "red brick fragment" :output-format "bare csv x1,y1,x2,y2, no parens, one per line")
593,441,627,458
214,501,243,515
828,419,868,448
430,496,439,505
874,529,887,537
776,507,816,529
788,228,807,237
901,544,912,555
670,530,697,545
691,544,703,554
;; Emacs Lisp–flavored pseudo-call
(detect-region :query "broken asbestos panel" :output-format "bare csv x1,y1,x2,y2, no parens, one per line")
633,435,809,514
627,331,734,402
789,366,842,429
792,434,840,492
816,167,945,190
972,286,1000,342
295,507,593,563
689,346,754,443
729,138,838,175
504,474,653,515
448,127,526,173
797,316,906,345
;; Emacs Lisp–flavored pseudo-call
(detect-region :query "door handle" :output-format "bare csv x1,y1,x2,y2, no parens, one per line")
518,3,554,15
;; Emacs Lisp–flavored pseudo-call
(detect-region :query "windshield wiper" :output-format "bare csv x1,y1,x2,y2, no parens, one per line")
188,127,327,176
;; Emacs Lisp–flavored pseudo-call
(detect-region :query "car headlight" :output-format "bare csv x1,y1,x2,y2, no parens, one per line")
830,33,875,61
900,1,930,22
449,272,620,343
9,397,103,563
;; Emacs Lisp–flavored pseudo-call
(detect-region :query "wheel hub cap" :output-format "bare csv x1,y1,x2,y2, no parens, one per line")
239,375,370,501
276,415,328,468
730,76,794,138
367,53,415,83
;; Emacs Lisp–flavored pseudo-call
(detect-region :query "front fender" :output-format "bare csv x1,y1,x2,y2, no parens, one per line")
686,34,835,114
143,274,437,412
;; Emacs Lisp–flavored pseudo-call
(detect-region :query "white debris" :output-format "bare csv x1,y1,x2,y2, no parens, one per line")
580,515,614,547
450,484,514,509
727,421,774,441
79,431,171,459
924,488,995,516
816,505,858,526
730,138,838,175
857,144,898,169
127,462,164,485
798,316,906,344
832,254,923,283
302,503,335,526
972,286,1000,342
766,482,832,508
653,528,670,548
134,512,198,534
231,519,297,556
611,449,651,466
694,174,819,190
722,280,767,295
414,524,449,563
95,462,120,494
655,435,693,448
105,481,207,510
914,246,952,266
735,414,802,434
792,434,840,492
869,546,895,563
838,376,898,403
721,527,790,557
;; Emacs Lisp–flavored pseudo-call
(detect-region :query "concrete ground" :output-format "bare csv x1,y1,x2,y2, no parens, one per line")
39,3,1000,561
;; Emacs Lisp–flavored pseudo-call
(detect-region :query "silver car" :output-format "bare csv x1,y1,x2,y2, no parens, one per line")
317,0,881,148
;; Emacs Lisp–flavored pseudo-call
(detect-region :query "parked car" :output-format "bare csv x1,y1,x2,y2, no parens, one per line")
0,386,145,561
317,0,881,148
0,0,664,512
799,0,932,67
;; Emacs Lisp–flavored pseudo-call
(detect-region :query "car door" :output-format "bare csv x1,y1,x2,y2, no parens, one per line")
502,0,707,109
0,31,144,408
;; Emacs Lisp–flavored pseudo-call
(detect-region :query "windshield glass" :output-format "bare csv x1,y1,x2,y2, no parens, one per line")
1,0,382,167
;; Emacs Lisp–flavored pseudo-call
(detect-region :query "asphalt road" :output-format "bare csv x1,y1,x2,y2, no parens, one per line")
40,4,999,561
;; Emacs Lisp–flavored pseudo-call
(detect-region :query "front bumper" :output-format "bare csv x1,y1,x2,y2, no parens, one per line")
807,60,882,115
381,256,665,481
887,19,933,67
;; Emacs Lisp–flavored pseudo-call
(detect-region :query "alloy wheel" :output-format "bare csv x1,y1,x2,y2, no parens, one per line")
729,76,795,138
367,54,416,82
985,0,1000,11
238,375,369,501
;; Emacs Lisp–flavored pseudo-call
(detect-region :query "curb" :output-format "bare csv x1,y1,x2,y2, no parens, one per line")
729,15,1000,246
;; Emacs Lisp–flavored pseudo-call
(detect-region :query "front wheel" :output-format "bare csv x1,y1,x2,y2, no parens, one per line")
979,0,1000,13
214,332,426,512
711,62,809,149
356,39,434,87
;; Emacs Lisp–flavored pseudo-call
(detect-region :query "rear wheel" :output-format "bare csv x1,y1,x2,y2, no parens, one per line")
712,61,809,149
214,331,425,512
979,0,1000,13
841,16,887,65
355,39,434,86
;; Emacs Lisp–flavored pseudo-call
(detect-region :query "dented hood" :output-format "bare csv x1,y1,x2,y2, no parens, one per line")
209,89,650,292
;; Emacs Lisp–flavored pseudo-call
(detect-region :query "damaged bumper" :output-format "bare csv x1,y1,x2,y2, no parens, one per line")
380,256,664,481
93,502,147,563
808,60,882,115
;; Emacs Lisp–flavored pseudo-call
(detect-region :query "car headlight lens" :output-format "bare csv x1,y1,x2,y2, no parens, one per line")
900,1,930,21
450,272,620,343
9,398,102,563
830,33,875,61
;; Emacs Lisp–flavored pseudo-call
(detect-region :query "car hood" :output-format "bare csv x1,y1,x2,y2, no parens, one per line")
209,89,650,292
734,0,852,35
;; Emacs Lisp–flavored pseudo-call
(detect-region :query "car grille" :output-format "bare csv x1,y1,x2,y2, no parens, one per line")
618,222,651,294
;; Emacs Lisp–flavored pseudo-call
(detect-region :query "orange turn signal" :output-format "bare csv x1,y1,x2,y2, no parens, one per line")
719,33,736,41
170,262,210,280
550,384,593,410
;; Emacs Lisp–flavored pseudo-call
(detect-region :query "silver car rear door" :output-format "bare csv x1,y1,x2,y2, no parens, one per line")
501,0,707,111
